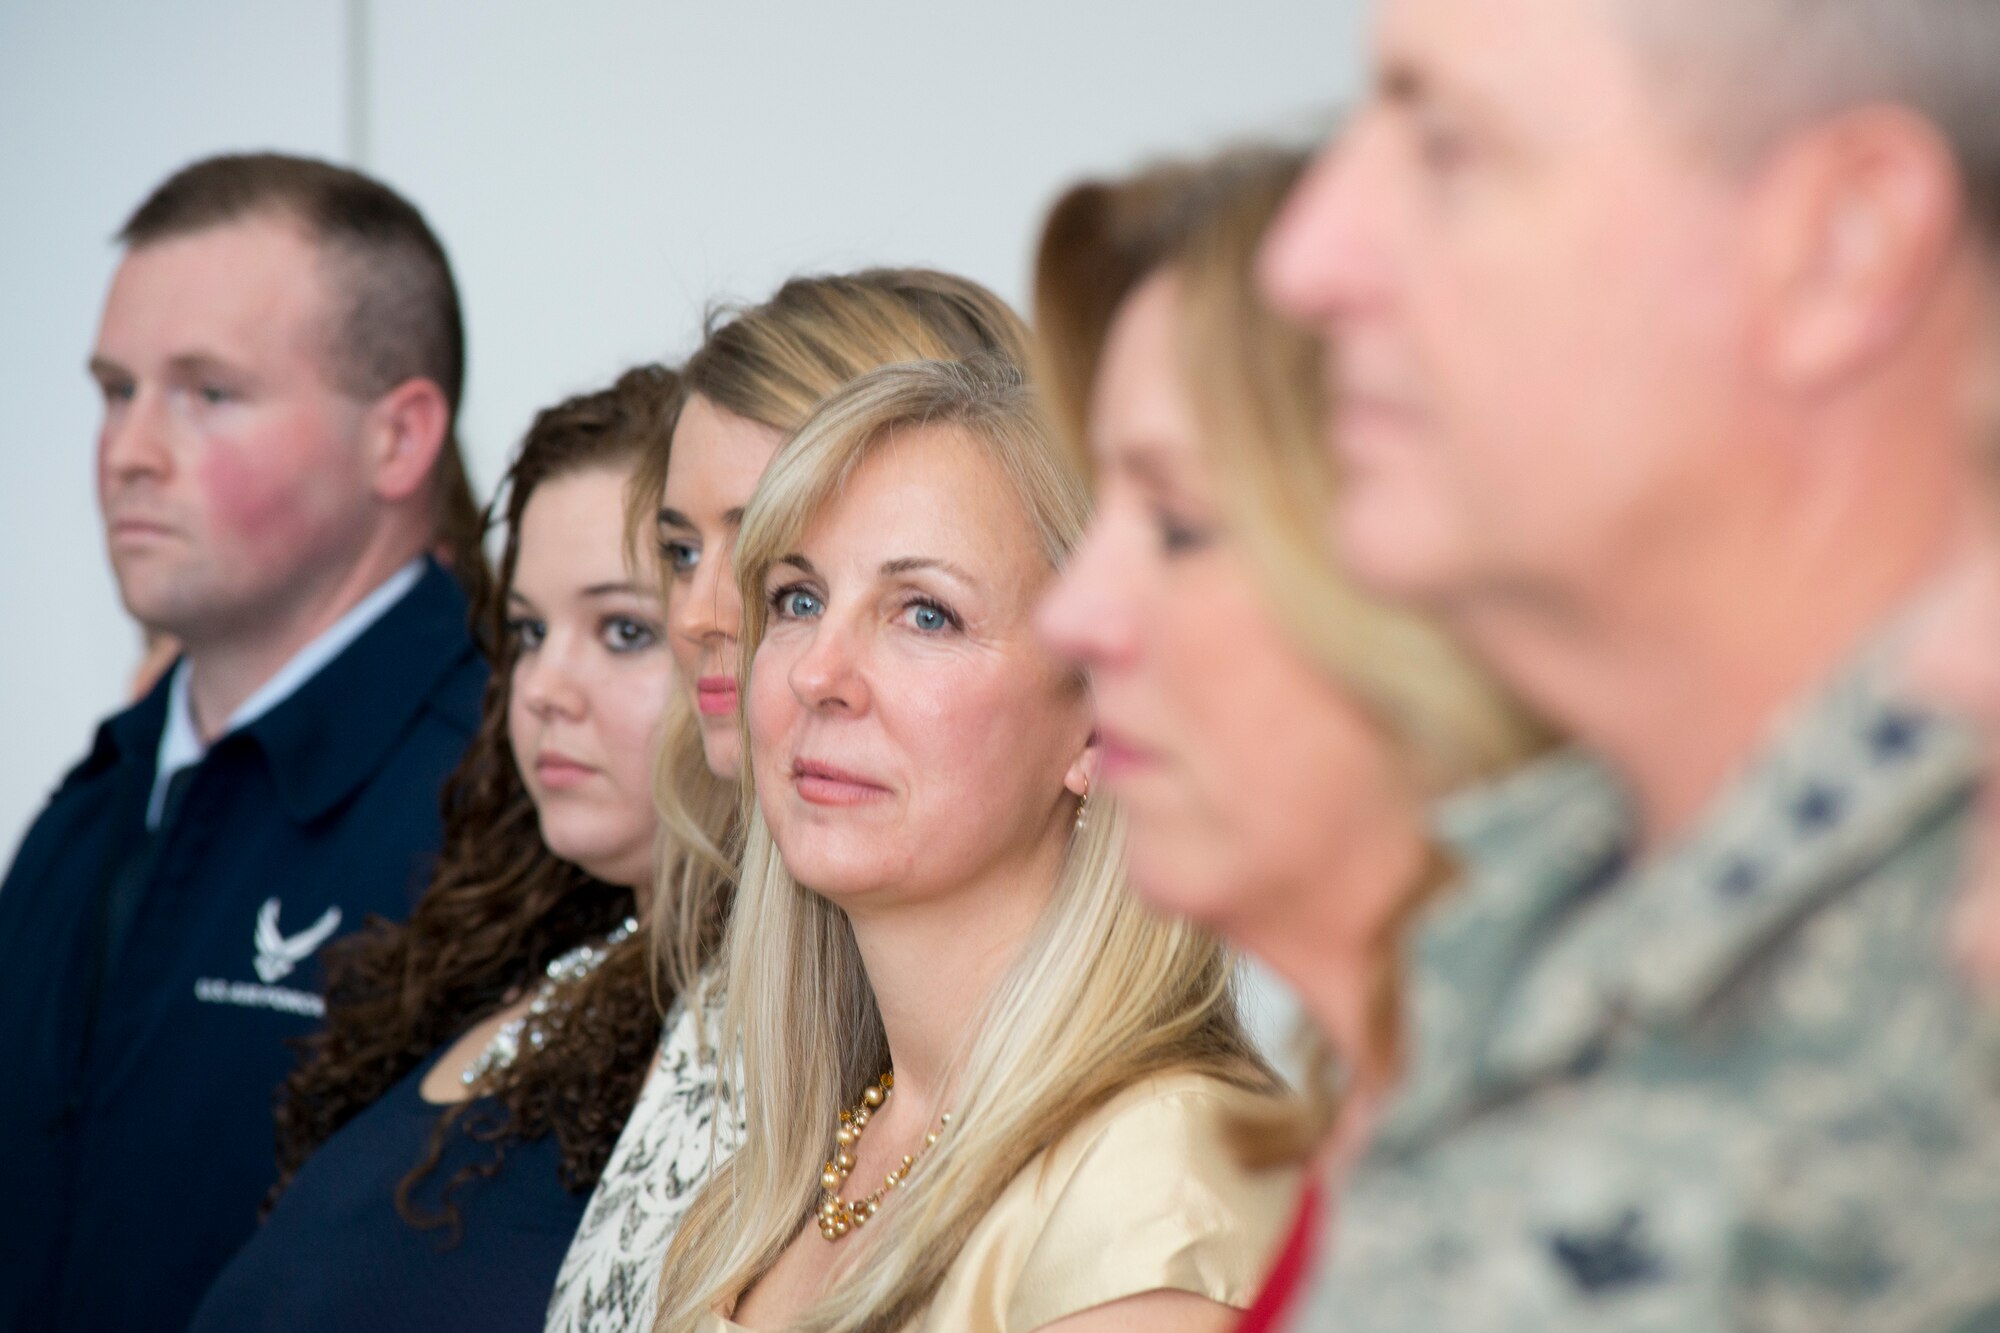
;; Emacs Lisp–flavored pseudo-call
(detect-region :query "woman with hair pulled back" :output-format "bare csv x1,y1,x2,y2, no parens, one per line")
651,358,1296,1333
1033,146,1545,1327
547,269,1032,1331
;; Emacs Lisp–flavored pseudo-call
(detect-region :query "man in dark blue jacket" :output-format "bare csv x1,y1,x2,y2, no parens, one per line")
0,154,490,1333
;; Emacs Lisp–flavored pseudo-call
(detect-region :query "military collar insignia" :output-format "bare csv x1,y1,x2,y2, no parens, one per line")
1469,636,1980,1086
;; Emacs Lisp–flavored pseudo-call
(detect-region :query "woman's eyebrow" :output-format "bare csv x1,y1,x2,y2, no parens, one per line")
880,556,976,584
657,506,749,531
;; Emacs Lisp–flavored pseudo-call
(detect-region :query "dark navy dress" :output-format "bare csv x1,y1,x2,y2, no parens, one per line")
187,1047,587,1332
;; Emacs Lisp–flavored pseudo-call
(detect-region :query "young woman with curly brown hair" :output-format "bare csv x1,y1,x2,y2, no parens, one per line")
187,363,683,1333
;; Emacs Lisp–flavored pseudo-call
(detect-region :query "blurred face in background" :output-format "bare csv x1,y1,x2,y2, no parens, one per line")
90,217,380,648
1258,0,1753,607
1905,475,2000,987
658,394,787,780
1039,272,1417,939
508,464,672,890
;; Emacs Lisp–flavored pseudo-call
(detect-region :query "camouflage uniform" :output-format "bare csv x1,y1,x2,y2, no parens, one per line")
1297,638,2000,1332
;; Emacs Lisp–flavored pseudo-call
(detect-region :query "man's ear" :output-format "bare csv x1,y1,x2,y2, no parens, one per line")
1750,103,1966,390
1064,728,1103,799
363,377,451,503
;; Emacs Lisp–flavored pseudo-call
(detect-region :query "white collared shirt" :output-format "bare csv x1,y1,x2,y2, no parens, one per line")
147,559,428,828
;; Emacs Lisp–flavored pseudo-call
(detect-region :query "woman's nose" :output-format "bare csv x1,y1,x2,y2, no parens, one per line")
787,615,870,714
517,638,588,720
1038,517,1139,671
672,542,740,651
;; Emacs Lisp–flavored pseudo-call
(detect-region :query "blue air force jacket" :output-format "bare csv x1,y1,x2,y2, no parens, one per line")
0,560,486,1333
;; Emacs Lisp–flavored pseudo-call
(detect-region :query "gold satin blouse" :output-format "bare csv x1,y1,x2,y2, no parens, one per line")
700,1071,1301,1333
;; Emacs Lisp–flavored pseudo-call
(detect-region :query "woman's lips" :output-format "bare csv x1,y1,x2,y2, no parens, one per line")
696,676,738,717
534,752,596,791
791,758,891,807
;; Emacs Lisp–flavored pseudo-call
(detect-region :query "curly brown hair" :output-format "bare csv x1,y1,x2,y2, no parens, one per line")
272,362,683,1239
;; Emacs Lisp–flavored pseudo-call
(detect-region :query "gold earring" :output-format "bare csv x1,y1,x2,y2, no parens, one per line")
1073,786,1090,834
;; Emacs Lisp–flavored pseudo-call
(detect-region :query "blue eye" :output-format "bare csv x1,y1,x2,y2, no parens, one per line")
904,599,960,633
660,540,699,576
771,586,823,619
602,615,659,653
198,384,236,406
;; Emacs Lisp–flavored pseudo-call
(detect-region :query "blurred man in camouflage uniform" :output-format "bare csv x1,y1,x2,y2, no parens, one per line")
1261,0,2000,1327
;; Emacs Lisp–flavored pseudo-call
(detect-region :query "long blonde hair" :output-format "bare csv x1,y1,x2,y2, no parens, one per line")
630,270,1033,1000
1034,146,1549,1161
651,360,1269,1333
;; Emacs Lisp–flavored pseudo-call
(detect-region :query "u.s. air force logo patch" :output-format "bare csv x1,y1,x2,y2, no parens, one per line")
253,897,341,982
193,896,341,1018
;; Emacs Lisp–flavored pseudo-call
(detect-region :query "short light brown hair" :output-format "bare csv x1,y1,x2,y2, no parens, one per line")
119,152,486,602
1621,0,2000,244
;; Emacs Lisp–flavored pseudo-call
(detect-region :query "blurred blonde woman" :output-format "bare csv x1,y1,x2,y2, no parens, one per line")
547,272,1030,1332
652,359,1297,1333
1034,147,1545,1328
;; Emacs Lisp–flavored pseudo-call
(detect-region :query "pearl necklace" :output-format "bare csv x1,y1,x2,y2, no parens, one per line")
460,917,638,1090
816,1071,952,1241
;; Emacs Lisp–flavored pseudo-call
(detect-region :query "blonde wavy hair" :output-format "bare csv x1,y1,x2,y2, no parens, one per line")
651,359,1271,1333
627,270,1033,1000
1033,145,1549,1162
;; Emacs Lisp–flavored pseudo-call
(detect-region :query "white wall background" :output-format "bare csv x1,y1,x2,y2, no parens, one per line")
0,0,1366,854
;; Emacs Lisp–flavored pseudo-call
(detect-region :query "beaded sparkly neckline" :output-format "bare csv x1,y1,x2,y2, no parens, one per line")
461,917,638,1089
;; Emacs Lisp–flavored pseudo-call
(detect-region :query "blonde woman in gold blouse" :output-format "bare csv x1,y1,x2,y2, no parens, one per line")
649,358,1296,1333
549,270,1035,1330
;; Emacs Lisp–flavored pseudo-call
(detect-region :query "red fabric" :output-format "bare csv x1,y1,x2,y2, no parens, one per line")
1235,1180,1325,1333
